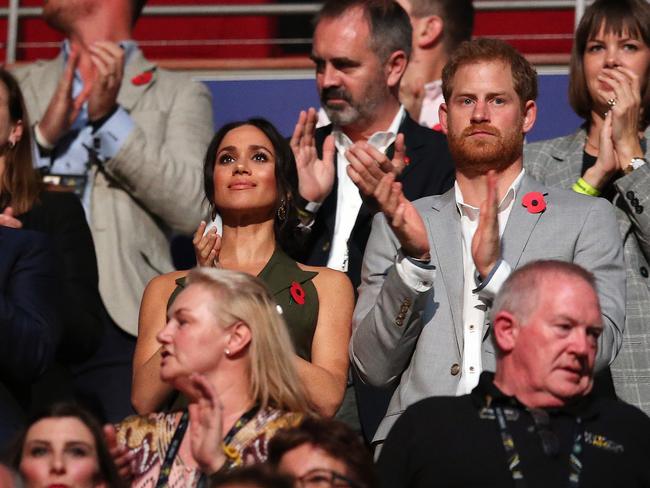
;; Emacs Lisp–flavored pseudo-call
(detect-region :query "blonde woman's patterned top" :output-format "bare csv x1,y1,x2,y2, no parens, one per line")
115,407,303,488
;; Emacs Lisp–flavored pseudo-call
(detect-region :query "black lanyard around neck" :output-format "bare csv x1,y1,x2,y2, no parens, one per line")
156,404,260,488
492,404,584,488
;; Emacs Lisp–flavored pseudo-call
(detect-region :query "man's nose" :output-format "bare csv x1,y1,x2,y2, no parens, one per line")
321,64,341,88
569,329,591,358
470,100,489,123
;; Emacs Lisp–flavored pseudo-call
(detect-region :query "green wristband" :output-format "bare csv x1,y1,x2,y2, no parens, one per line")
572,177,601,197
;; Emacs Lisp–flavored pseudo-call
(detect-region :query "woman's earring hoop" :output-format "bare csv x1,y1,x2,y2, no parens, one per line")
277,199,288,222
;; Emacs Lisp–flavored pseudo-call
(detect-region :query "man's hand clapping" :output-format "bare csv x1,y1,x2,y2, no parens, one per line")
291,108,335,204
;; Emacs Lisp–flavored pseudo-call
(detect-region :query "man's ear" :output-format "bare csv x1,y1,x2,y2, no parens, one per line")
385,50,409,89
522,100,537,134
226,321,252,356
492,311,519,354
439,102,449,135
415,15,443,49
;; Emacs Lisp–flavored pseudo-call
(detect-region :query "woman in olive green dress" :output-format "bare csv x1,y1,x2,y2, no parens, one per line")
131,119,353,418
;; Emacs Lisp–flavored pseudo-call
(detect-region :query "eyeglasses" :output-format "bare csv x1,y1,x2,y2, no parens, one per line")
528,408,559,456
295,469,360,488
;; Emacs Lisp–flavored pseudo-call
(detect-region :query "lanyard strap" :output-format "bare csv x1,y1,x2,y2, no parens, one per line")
495,406,527,488
493,406,584,488
195,404,262,488
155,410,190,488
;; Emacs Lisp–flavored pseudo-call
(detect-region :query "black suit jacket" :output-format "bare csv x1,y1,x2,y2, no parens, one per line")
19,191,103,363
303,114,455,289
0,227,62,445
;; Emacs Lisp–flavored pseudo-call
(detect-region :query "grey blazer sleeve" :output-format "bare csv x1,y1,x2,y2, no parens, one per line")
351,212,435,387
574,196,627,369
615,164,650,261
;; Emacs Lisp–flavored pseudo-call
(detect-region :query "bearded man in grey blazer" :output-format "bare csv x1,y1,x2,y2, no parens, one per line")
12,0,213,421
350,38,626,448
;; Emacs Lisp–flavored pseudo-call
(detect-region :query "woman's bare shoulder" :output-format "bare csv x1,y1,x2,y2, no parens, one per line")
145,270,188,296
297,263,353,296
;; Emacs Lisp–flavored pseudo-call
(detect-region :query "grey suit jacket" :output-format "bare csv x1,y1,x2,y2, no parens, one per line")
351,174,626,443
13,49,214,335
525,128,650,415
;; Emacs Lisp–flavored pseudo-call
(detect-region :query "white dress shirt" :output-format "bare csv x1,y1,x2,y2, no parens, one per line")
454,170,524,394
326,106,406,272
396,169,526,395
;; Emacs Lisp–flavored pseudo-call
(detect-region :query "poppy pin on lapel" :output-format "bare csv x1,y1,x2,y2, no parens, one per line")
290,281,306,305
522,191,547,214
131,69,154,86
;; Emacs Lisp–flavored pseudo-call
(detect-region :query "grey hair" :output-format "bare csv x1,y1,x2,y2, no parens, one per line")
315,0,412,62
490,260,598,325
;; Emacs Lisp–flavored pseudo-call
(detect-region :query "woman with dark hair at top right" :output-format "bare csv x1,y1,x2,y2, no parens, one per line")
524,0,650,414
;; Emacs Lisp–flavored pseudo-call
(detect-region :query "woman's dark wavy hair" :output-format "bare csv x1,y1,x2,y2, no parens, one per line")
203,118,302,258
6,403,125,488
267,417,377,488
569,0,650,127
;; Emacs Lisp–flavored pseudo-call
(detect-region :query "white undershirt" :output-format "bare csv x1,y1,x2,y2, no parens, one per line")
454,169,524,394
327,106,406,272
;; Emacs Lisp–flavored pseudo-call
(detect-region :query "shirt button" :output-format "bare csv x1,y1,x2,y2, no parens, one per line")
469,324,476,331
632,198,640,206
469,366,475,372
450,363,460,376
627,191,635,200
636,205,644,214
641,266,649,278
322,241,330,252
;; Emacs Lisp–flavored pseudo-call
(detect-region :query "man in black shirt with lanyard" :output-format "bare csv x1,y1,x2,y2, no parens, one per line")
378,260,650,488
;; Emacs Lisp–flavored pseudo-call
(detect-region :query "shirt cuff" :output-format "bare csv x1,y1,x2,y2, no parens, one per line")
395,251,435,292
473,259,512,300
92,106,135,162
32,136,52,170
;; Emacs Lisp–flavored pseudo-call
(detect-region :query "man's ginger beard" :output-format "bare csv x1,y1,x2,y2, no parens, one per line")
447,119,525,177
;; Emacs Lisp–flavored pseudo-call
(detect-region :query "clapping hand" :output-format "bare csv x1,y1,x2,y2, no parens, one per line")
193,221,221,267
103,423,135,482
585,66,645,189
471,170,501,279
374,172,429,260
38,47,90,145
187,373,226,475
290,108,335,203
346,133,408,201
87,41,124,122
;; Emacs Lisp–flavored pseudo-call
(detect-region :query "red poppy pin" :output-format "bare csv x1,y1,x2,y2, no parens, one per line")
404,156,411,166
290,281,306,305
131,69,154,86
522,191,547,214
432,123,443,132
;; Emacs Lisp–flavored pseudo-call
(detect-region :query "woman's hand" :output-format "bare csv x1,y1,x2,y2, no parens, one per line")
597,66,644,165
103,424,135,482
193,221,221,267
0,207,23,229
187,373,226,475
585,111,619,189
